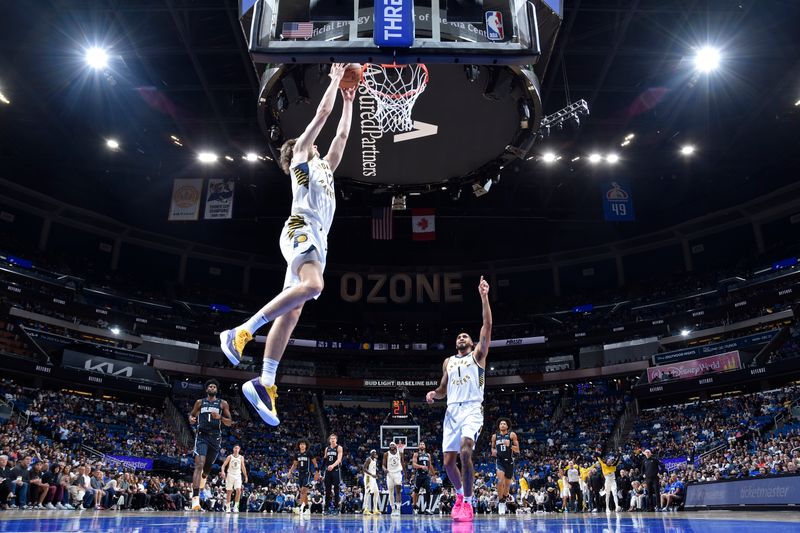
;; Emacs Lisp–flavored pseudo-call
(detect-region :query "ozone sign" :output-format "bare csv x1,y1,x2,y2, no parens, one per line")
374,0,414,47
340,272,463,304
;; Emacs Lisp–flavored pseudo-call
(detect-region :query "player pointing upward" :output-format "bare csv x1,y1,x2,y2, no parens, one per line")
426,276,492,522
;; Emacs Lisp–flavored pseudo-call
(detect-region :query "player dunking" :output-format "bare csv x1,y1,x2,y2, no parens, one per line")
221,445,248,513
188,379,232,511
491,418,519,515
411,442,435,514
426,276,492,522
288,439,317,515
362,449,381,515
383,442,405,516
219,64,356,426
322,434,344,514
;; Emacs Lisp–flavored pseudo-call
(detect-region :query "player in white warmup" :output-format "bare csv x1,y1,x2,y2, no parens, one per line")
426,276,492,522
221,445,248,513
362,449,381,515
218,64,356,427
383,442,405,516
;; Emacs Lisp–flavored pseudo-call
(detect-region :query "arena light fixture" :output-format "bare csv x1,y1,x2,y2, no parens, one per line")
588,153,602,164
109,326,121,335
680,329,691,337
244,152,259,162
197,151,218,164
694,46,721,73
624,133,635,141
85,47,109,70
542,152,557,164
0,91,9,105
105,138,119,150
620,140,631,147
571,156,581,162
680,145,696,156
224,155,234,162
606,153,620,164
794,99,800,107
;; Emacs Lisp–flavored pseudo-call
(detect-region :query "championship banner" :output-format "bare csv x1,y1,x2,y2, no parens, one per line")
105,455,153,471
168,178,203,221
647,350,741,383
602,180,635,221
203,179,235,220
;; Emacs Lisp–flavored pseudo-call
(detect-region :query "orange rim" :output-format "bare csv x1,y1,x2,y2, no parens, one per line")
361,63,429,100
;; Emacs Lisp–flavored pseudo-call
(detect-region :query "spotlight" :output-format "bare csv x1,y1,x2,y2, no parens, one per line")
244,153,259,162
269,125,281,142
795,99,800,107
391,194,407,211
85,47,109,70
624,133,635,141
571,156,581,162
105,138,120,150
224,155,234,162
680,329,691,337
464,65,480,83
0,91,9,105
276,90,289,112
472,178,493,197
542,152,557,164
606,154,620,164
588,153,602,164
110,326,121,335
694,46,721,73
197,151,218,164
680,145,696,156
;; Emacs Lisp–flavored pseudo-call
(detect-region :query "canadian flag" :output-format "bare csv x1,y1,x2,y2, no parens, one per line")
411,208,436,241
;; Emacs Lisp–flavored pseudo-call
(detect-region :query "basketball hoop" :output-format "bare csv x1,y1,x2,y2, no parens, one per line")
360,63,429,133
397,443,406,455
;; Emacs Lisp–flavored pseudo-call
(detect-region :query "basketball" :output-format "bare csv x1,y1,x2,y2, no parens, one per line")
339,63,363,90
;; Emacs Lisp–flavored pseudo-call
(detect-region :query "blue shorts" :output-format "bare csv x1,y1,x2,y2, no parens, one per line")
193,432,221,461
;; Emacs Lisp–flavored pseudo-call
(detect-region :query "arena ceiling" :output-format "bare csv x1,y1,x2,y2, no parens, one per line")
0,0,799,265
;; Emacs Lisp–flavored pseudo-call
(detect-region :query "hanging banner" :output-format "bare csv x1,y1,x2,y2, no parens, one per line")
168,179,203,221
602,180,635,221
204,179,235,220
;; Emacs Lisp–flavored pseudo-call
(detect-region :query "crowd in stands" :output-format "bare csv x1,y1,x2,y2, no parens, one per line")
1,372,799,515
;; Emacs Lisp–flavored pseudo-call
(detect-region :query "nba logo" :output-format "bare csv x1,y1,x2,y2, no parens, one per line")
485,11,504,41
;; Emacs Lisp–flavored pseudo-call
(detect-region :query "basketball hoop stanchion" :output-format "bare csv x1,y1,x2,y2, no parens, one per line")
360,63,429,133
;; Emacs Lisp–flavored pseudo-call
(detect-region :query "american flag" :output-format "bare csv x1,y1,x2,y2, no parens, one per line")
282,22,314,39
371,207,393,240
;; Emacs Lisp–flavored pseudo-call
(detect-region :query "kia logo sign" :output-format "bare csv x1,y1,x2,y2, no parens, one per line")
84,359,133,377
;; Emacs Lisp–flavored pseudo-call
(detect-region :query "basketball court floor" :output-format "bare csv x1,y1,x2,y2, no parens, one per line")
0,511,798,533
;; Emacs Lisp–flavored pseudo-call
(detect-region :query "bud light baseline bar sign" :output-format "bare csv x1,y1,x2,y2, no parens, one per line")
374,0,414,47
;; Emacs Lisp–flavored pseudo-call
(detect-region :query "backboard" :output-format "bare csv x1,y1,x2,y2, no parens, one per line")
244,0,542,65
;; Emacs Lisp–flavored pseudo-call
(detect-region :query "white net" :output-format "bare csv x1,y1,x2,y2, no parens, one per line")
360,63,429,133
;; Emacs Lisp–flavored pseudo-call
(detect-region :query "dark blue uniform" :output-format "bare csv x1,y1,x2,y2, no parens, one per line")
295,453,313,487
323,445,342,510
414,451,432,493
494,431,514,478
194,398,222,461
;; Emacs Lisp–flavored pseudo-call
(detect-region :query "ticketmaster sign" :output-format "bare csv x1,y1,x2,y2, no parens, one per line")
685,475,800,507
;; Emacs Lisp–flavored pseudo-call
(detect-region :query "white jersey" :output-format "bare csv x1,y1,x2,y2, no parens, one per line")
366,457,377,478
288,156,336,237
446,352,485,405
387,451,403,474
228,455,243,477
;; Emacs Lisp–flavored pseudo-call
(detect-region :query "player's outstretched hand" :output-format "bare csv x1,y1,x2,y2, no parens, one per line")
341,86,357,102
478,275,489,297
329,63,347,81
425,391,436,404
